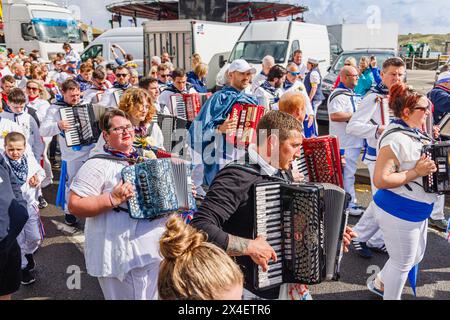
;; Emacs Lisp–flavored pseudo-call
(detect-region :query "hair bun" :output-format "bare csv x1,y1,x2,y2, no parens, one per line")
159,215,206,260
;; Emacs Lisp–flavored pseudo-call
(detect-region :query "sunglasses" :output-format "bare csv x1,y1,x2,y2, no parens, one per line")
116,73,128,77
27,86,40,91
160,74,170,78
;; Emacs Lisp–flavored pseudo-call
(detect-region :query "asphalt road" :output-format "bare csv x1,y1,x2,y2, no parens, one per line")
13,70,450,301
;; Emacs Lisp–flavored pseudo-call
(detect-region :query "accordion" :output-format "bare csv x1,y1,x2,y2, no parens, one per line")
169,93,212,121
121,158,196,220
59,103,101,147
302,135,344,188
253,182,350,289
155,113,188,154
225,104,266,148
422,141,450,194
438,113,450,139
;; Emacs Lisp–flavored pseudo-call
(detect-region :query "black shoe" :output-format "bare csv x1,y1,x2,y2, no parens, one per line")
38,196,48,209
21,269,36,285
352,240,373,258
64,214,78,226
52,161,61,169
24,254,36,272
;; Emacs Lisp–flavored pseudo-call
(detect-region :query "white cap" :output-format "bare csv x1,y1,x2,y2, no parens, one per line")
437,71,450,84
308,58,319,65
228,59,256,74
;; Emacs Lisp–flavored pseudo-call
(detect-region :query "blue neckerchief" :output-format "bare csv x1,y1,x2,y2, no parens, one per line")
390,118,423,135
7,156,28,185
103,145,142,164
261,81,277,96
371,82,389,95
284,79,294,90
337,82,357,112
113,82,131,90
3,104,24,122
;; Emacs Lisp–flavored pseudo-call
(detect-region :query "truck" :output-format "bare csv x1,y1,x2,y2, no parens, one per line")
215,20,331,89
328,23,399,58
1,0,84,60
143,19,246,90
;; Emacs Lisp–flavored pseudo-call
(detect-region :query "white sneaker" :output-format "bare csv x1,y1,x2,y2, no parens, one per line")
367,277,384,298
347,206,364,217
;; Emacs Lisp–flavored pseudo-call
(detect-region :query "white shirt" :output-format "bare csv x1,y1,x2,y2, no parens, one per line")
346,91,391,162
0,66,13,78
295,62,308,79
0,111,44,162
14,76,28,89
378,123,437,205
328,88,364,149
2,151,45,210
27,98,51,123
251,72,267,95
253,85,283,110
70,151,166,280
309,70,321,84
39,102,95,161
99,88,126,108
280,80,314,116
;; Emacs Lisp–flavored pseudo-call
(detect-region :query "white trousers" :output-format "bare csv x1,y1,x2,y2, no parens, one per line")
430,195,445,220
189,147,206,197
64,158,88,215
374,203,428,300
41,137,53,188
97,262,160,300
343,147,361,207
17,206,43,269
353,161,384,247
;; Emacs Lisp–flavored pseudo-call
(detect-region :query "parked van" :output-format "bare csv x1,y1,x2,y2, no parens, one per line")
216,21,331,88
81,27,144,74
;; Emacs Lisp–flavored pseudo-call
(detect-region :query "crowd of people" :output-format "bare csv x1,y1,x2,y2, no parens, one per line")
0,42,449,301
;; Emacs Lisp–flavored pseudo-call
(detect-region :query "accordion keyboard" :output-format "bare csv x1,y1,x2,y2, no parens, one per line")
60,107,81,146
255,183,284,289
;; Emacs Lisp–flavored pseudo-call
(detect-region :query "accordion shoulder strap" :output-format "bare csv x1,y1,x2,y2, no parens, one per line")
328,89,354,104
378,127,431,149
86,154,129,162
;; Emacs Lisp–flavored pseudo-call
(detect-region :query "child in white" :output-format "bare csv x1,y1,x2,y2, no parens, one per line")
3,132,45,284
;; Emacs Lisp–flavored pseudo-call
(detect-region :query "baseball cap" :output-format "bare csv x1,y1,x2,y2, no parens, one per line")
437,71,450,84
228,59,256,74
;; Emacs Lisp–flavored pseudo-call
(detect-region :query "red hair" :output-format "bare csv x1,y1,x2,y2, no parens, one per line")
389,83,423,118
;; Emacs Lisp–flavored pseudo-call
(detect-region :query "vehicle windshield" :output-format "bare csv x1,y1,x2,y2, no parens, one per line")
31,10,82,43
332,52,395,73
229,41,289,64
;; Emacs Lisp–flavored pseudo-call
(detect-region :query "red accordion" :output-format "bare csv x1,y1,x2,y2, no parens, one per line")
302,135,344,188
170,93,212,121
225,104,266,148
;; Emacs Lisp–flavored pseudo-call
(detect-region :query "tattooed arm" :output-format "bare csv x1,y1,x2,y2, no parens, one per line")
373,145,436,190
227,235,277,272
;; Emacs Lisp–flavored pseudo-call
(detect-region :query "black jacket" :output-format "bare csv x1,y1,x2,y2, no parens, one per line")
191,160,292,299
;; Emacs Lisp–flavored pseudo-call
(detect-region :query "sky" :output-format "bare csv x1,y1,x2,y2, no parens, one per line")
53,0,450,35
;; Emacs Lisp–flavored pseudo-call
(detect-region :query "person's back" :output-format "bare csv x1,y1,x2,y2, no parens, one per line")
429,71,450,124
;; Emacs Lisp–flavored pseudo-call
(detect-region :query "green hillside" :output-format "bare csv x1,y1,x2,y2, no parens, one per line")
399,34,450,52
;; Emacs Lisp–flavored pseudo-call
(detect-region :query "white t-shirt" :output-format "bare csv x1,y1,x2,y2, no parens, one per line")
70,154,166,280
309,70,321,84
378,124,437,205
328,89,364,149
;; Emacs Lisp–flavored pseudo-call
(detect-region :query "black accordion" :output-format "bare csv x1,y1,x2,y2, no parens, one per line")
154,113,188,154
59,103,101,147
253,182,350,289
121,158,196,220
422,141,450,194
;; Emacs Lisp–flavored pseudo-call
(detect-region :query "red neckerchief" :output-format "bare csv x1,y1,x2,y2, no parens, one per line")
2,92,8,103
28,96,38,103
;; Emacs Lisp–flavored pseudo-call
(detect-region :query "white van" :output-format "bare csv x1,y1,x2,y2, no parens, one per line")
81,27,144,74
216,21,330,88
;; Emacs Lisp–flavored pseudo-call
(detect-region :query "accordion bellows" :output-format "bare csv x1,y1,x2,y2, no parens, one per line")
121,159,196,219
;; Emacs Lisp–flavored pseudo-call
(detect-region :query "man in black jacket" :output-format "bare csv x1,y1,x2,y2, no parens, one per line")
0,154,29,300
191,110,355,299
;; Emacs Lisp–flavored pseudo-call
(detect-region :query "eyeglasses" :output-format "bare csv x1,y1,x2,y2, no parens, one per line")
110,125,134,134
116,73,128,78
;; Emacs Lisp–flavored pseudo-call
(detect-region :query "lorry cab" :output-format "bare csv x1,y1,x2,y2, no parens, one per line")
2,0,84,60
81,27,144,74
216,20,331,89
